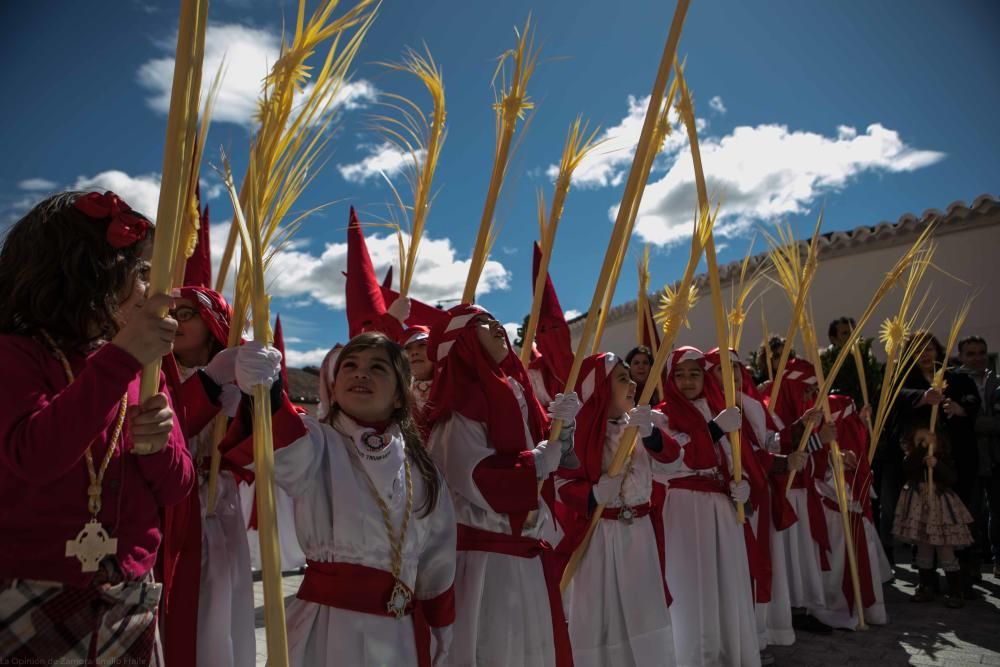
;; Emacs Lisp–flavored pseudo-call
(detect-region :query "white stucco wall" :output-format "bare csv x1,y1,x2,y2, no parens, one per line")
573,212,1000,366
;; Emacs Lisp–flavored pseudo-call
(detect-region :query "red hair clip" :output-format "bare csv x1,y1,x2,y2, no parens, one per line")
73,191,150,249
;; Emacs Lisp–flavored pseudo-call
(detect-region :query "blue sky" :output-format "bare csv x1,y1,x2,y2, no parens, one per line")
2,0,997,365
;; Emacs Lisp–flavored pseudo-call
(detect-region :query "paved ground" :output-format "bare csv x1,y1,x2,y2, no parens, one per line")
253,560,1000,666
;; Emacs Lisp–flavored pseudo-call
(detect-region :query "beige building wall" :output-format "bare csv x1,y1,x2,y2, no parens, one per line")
572,195,999,365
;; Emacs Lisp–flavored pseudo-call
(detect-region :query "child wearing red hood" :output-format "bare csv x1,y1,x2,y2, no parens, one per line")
426,304,581,667
705,348,807,652
768,357,838,633
652,346,760,667
556,352,676,666
809,395,892,630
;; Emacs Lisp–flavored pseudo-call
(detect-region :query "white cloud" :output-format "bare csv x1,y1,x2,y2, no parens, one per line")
5,170,215,225
545,95,702,189
625,122,945,246
137,23,377,128
338,142,424,184
503,322,520,344
3,170,162,225
564,309,582,320
708,96,727,115
284,347,332,367
211,222,510,311
283,335,304,344
18,178,57,191
72,171,163,219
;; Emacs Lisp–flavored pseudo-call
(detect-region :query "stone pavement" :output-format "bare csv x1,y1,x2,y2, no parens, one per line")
253,562,1000,666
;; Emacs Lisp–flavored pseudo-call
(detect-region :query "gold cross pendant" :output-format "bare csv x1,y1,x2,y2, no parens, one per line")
65,519,118,573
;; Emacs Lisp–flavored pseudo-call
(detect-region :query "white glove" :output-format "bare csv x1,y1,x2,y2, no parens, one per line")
532,439,564,480
547,391,582,426
712,406,742,434
628,405,654,438
203,346,239,385
730,479,750,504
430,625,452,667
592,474,622,505
235,341,282,393
387,296,410,324
219,383,242,418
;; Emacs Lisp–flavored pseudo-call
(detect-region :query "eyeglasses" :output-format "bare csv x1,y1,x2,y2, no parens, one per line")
169,306,198,322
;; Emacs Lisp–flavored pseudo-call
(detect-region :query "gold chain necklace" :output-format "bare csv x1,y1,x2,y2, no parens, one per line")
40,331,129,573
350,435,415,619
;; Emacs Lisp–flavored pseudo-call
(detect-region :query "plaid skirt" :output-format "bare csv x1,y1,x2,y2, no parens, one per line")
0,562,163,666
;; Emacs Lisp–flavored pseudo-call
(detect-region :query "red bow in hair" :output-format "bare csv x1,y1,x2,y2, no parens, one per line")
74,191,150,249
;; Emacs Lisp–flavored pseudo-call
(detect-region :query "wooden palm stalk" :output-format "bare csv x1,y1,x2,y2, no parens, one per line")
463,17,540,304
543,0,691,450
376,46,447,298
849,336,874,443
216,156,288,663
786,227,937,485
762,305,774,381
866,245,935,467
560,201,716,593
728,241,766,352
591,74,682,350
204,0,377,513
766,222,822,409
636,245,666,398
519,117,602,364
139,0,209,406
927,300,972,494
672,63,745,522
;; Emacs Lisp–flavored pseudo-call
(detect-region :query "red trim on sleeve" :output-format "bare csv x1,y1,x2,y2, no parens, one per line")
471,451,540,515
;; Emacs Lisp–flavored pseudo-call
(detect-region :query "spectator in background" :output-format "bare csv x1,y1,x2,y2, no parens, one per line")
820,316,882,411
626,345,660,405
881,331,980,596
753,334,794,394
957,336,1000,576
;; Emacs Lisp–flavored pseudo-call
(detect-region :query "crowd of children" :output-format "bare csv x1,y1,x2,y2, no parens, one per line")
0,191,982,666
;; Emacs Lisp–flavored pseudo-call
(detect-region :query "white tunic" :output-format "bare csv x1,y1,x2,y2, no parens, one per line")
740,393,795,648
561,417,675,667
653,398,761,667
810,474,891,630
241,481,307,571
428,377,561,667
177,364,256,667
274,414,456,666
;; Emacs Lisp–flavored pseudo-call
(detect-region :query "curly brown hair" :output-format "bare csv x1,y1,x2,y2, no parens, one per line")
0,192,154,350
324,331,441,517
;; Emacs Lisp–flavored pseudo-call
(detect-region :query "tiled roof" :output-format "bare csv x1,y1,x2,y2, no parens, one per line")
571,193,1000,331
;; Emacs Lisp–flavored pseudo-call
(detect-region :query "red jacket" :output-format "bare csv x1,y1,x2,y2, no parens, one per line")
0,335,194,587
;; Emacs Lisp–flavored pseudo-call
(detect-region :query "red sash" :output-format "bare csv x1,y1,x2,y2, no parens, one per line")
455,524,573,667
299,560,454,667
667,475,728,495
599,502,652,520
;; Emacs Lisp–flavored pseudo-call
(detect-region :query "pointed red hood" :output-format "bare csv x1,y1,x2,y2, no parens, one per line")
182,185,212,288
273,315,289,387
345,206,387,337
530,242,573,397
382,265,393,289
